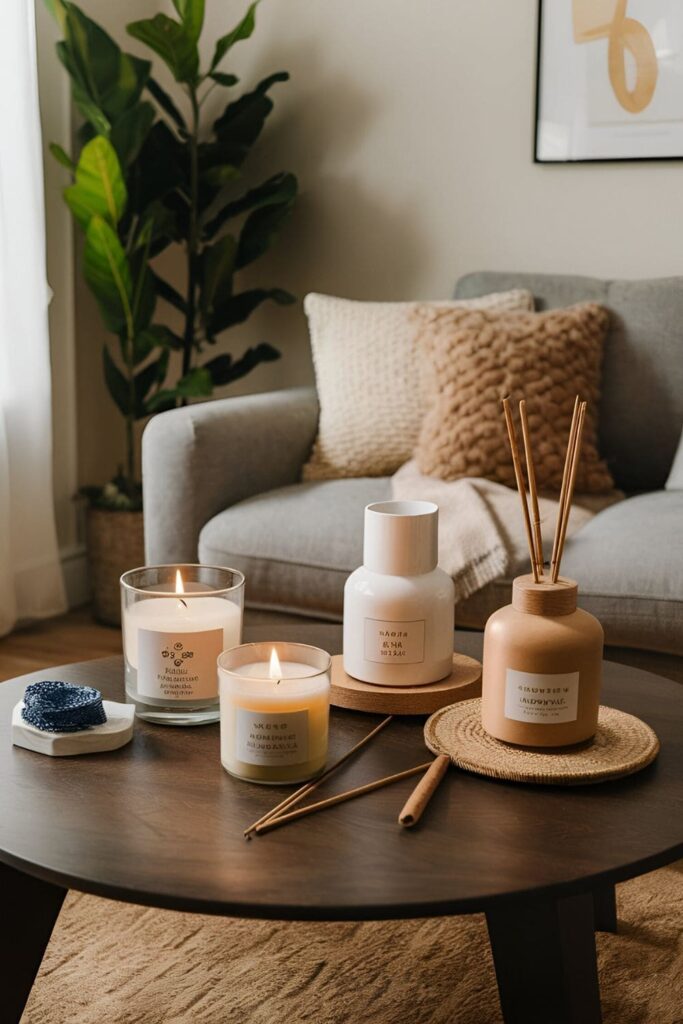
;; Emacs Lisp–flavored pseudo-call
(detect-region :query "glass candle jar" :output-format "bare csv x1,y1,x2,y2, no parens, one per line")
218,641,331,784
121,564,244,725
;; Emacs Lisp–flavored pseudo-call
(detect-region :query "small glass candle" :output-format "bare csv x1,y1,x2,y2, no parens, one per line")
218,642,331,784
121,564,244,726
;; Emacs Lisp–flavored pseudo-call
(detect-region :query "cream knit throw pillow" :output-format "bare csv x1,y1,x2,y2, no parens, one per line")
303,289,533,480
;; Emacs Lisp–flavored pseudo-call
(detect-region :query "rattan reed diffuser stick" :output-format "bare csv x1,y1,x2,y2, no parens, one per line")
502,398,539,583
552,401,587,582
243,715,393,837
254,761,433,836
549,396,580,581
519,399,544,578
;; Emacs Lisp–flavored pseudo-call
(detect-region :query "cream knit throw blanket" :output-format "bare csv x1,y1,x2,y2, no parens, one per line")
391,460,616,603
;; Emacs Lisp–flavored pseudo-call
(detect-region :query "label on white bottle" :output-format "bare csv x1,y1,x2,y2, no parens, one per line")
504,668,580,724
363,618,426,664
236,709,309,765
137,628,222,701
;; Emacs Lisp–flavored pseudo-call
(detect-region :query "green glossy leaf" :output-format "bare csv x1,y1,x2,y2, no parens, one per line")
200,164,241,189
212,72,288,162
63,3,151,119
202,171,296,238
236,199,295,269
208,72,239,87
208,287,294,335
201,235,236,320
176,366,213,397
64,136,126,230
151,272,187,315
127,15,198,83
129,249,156,335
103,345,131,416
172,0,204,41
44,0,67,31
49,142,75,172
67,75,111,136
134,353,169,416
204,342,279,386
136,325,184,359
127,122,187,218
145,76,187,130
83,215,133,335
210,2,258,71
136,201,179,255
110,101,155,167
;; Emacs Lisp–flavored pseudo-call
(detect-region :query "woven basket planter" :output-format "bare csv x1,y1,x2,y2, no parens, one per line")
86,508,144,626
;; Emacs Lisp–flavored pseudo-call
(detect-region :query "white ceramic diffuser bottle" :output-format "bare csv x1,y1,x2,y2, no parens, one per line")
343,501,455,686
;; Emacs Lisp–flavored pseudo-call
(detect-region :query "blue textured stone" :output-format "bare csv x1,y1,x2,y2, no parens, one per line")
21,681,107,733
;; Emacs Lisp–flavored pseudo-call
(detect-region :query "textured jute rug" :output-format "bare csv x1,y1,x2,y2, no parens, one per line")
24,862,683,1024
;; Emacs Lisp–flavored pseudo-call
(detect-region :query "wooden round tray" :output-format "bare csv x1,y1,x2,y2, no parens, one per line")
330,653,482,715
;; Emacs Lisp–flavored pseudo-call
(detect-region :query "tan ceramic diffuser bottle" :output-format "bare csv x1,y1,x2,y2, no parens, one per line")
481,397,604,748
482,575,603,747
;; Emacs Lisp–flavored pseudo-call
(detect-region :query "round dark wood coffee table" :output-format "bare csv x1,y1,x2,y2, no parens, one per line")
1,625,681,1024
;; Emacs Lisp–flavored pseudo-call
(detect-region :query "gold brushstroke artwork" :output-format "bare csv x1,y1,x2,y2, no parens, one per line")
573,0,658,112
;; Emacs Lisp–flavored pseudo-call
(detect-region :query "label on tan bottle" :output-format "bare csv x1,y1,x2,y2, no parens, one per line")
363,618,426,664
236,709,309,765
137,628,222,701
504,669,580,724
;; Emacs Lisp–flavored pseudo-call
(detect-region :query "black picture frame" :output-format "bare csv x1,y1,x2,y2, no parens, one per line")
534,0,683,165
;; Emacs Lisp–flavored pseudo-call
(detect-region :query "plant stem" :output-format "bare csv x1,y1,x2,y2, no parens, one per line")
182,86,200,384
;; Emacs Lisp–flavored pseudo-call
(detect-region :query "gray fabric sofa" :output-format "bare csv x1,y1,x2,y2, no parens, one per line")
143,272,683,662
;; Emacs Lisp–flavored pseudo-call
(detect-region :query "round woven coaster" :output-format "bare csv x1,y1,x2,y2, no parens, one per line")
424,699,660,786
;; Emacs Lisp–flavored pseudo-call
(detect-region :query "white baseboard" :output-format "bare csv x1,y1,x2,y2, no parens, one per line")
60,544,90,608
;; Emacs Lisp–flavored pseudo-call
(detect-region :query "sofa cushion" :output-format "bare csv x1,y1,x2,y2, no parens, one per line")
198,478,391,619
456,491,683,656
454,272,683,493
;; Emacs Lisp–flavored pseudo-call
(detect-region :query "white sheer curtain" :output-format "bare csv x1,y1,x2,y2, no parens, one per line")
0,0,66,635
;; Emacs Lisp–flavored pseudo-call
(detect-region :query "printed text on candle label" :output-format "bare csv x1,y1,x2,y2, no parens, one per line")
236,709,309,765
137,628,222,701
364,618,426,664
504,669,580,724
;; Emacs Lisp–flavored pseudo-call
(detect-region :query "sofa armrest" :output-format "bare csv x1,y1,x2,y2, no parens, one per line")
142,387,319,563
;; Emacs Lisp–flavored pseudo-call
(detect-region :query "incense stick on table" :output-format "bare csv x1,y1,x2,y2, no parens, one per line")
502,398,539,583
243,715,394,837
519,399,544,578
398,754,450,828
254,761,433,836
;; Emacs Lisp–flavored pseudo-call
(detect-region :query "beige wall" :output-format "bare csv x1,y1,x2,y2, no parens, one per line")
50,0,683,491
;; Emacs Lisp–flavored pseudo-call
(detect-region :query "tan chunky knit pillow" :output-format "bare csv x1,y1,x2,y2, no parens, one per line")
302,289,534,481
414,302,614,493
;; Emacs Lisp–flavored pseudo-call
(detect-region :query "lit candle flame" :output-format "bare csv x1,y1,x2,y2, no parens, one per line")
175,570,184,595
269,647,282,680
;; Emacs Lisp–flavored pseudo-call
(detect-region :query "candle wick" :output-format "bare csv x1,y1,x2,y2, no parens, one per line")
178,599,187,609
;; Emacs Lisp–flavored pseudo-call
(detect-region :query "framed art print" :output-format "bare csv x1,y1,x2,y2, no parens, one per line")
535,0,683,162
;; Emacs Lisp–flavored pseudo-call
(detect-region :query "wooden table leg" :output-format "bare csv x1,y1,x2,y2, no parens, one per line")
0,861,67,1024
486,891,602,1024
593,883,617,933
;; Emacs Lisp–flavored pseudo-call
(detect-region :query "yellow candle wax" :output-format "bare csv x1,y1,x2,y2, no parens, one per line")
219,646,331,784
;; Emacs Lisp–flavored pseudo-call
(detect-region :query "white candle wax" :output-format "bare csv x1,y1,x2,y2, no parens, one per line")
124,594,241,704
219,652,330,783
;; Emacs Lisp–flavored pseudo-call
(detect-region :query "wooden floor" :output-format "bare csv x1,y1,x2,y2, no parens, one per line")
0,607,121,682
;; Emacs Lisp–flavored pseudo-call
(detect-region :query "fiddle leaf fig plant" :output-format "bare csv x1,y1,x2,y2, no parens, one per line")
47,0,297,508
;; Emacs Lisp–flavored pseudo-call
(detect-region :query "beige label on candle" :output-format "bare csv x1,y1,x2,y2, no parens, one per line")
236,709,309,766
138,628,222,701
363,618,426,664
504,669,580,724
